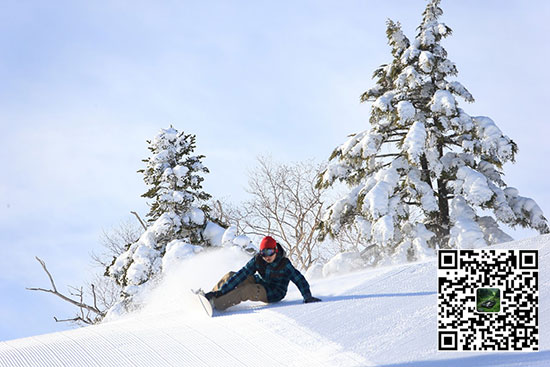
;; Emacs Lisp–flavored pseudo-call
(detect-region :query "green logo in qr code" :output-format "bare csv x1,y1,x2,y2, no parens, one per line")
476,288,500,313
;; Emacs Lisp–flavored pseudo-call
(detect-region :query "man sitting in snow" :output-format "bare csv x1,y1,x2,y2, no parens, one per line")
204,236,321,311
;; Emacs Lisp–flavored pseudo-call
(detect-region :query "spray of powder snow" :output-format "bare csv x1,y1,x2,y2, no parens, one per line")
135,246,252,317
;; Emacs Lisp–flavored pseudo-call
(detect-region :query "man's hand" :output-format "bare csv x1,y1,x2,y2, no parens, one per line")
304,296,321,303
204,291,222,300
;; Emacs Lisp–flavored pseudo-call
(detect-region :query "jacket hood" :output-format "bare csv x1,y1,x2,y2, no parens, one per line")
275,242,286,258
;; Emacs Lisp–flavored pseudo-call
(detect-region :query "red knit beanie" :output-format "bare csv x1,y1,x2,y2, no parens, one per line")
260,236,277,251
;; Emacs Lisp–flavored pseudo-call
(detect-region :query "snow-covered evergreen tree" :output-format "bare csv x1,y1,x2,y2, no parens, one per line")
318,0,548,263
106,127,214,302
139,126,212,244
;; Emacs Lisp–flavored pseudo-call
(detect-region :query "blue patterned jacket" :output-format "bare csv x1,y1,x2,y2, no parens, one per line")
219,243,312,303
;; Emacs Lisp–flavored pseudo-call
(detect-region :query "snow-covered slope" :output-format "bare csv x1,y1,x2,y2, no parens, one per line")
2,235,549,366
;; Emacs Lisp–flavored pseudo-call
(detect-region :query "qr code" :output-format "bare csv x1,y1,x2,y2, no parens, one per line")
437,249,538,351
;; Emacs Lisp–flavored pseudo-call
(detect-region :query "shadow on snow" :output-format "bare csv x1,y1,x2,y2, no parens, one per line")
218,290,436,316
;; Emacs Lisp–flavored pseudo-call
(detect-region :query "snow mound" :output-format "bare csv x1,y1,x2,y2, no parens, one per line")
322,252,365,277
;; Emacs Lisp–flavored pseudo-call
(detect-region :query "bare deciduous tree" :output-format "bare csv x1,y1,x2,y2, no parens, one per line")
91,217,143,268
214,158,375,269
230,156,325,270
28,214,145,325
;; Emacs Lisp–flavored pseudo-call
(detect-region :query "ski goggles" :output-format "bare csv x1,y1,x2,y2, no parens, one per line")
259,248,277,257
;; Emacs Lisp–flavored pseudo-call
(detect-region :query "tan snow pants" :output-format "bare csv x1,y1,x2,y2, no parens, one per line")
211,272,268,311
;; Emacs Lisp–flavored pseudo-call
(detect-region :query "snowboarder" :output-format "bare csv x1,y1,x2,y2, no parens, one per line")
204,236,321,311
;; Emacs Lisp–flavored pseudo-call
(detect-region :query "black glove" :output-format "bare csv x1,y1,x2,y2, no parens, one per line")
204,291,222,301
304,296,321,304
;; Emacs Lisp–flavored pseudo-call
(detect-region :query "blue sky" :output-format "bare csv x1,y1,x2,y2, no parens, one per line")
1,0,549,341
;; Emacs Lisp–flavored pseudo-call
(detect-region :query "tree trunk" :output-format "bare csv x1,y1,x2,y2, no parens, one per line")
436,142,450,246
419,154,433,188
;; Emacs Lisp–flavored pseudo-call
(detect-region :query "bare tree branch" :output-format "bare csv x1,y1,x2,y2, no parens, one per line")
130,211,148,231
92,284,99,312
27,257,106,325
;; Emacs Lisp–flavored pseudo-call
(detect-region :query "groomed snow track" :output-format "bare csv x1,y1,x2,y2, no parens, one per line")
0,299,368,367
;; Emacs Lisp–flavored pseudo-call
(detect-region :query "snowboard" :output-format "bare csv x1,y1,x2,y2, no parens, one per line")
192,289,213,317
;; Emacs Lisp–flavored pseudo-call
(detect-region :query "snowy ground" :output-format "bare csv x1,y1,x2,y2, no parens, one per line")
1,235,549,366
